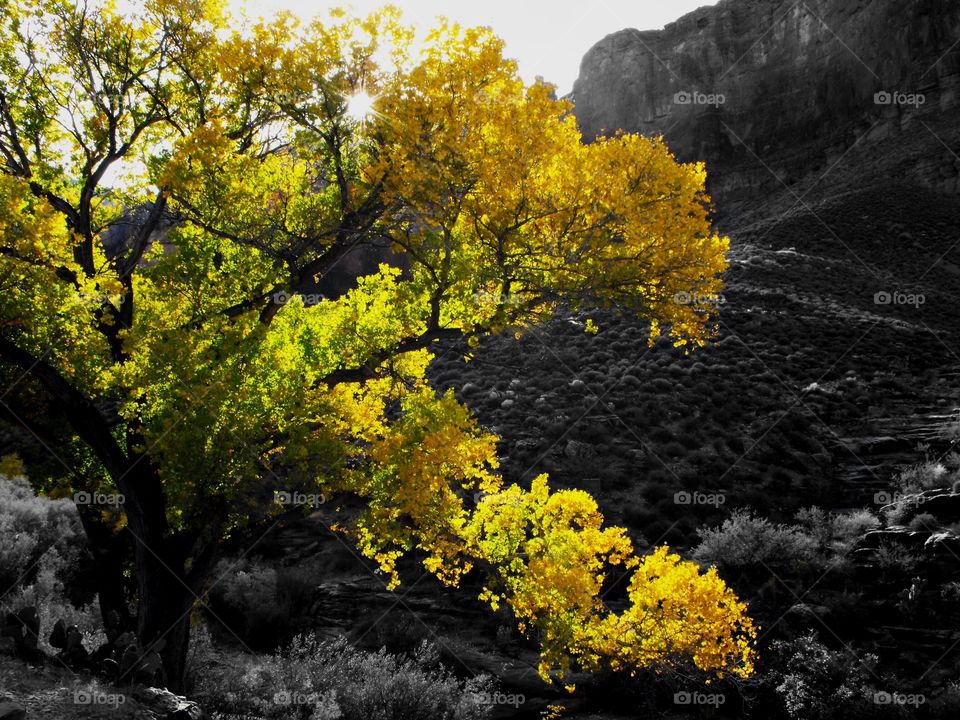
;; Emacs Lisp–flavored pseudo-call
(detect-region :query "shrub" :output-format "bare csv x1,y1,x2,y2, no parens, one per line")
693,509,817,571
768,632,899,720
873,544,920,576
184,619,217,694
831,509,880,548
207,559,307,649
896,461,953,495
907,512,939,532
196,634,494,720
0,473,102,652
0,473,86,592
795,507,879,554
1,545,104,653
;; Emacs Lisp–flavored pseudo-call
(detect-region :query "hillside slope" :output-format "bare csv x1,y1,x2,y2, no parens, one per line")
429,182,960,547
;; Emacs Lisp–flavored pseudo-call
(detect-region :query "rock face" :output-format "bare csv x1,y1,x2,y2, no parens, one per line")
0,702,26,720
571,0,960,214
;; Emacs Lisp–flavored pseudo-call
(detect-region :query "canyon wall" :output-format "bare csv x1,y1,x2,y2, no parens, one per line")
571,0,960,216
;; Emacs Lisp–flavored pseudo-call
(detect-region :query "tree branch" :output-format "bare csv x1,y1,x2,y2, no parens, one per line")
0,336,130,483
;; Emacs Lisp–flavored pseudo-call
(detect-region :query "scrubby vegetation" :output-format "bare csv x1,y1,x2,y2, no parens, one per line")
1,0,959,714
0,473,103,653
193,635,493,720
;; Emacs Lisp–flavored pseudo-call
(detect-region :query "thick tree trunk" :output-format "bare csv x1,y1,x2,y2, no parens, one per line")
129,494,218,692
0,338,216,690
137,547,196,692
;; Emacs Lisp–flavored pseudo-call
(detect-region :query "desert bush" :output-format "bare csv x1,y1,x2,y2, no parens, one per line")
1,545,104,653
207,558,314,649
693,509,817,571
831,509,880,542
0,473,86,592
794,506,833,550
896,461,953,495
795,507,879,554
197,634,493,720
907,512,939,532
768,632,904,720
0,473,102,651
873,544,920,576
943,452,960,470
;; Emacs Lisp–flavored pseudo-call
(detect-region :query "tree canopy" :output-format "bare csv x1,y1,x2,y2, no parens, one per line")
0,0,750,689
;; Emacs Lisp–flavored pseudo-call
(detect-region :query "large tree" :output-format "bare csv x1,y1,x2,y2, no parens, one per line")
0,0,751,691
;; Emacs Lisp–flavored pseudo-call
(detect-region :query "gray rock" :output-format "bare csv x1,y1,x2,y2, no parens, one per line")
924,531,960,555
133,687,206,720
564,440,598,459
49,619,66,649
858,528,930,550
571,0,960,214
0,702,25,720
916,492,960,522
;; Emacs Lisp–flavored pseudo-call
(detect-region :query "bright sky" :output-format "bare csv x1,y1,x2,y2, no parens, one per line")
233,1,719,96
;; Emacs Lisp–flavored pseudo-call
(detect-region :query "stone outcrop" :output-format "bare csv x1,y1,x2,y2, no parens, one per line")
0,702,25,720
571,0,960,213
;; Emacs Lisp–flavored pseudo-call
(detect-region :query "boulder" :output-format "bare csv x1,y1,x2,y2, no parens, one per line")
858,528,930,551
924,531,960,556
133,687,206,720
916,492,960,523
0,702,25,720
1,608,41,661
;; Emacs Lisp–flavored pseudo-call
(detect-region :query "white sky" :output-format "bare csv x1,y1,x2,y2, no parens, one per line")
233,1,720,96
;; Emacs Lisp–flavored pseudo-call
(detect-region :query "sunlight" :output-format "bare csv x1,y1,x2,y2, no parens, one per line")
346,90,377,122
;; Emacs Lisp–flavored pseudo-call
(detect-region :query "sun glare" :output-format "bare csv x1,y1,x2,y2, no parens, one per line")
346,90,377,122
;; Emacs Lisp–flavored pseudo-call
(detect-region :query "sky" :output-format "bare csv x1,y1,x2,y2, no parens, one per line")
232,1,719,96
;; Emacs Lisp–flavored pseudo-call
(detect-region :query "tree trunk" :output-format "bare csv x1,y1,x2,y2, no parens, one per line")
137,546,196,692
131,506,218,692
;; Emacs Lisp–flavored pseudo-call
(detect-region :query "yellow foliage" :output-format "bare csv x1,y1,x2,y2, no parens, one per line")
0,0,750,685
464,476,755,683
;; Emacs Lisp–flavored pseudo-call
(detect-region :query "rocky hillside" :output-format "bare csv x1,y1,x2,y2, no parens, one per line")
571,0,960,218
429,181,960,546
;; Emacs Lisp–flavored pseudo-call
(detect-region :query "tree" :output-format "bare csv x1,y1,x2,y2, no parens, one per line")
0,0,748,690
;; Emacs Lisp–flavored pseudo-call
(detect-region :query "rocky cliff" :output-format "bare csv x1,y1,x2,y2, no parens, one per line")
572,0,960,219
